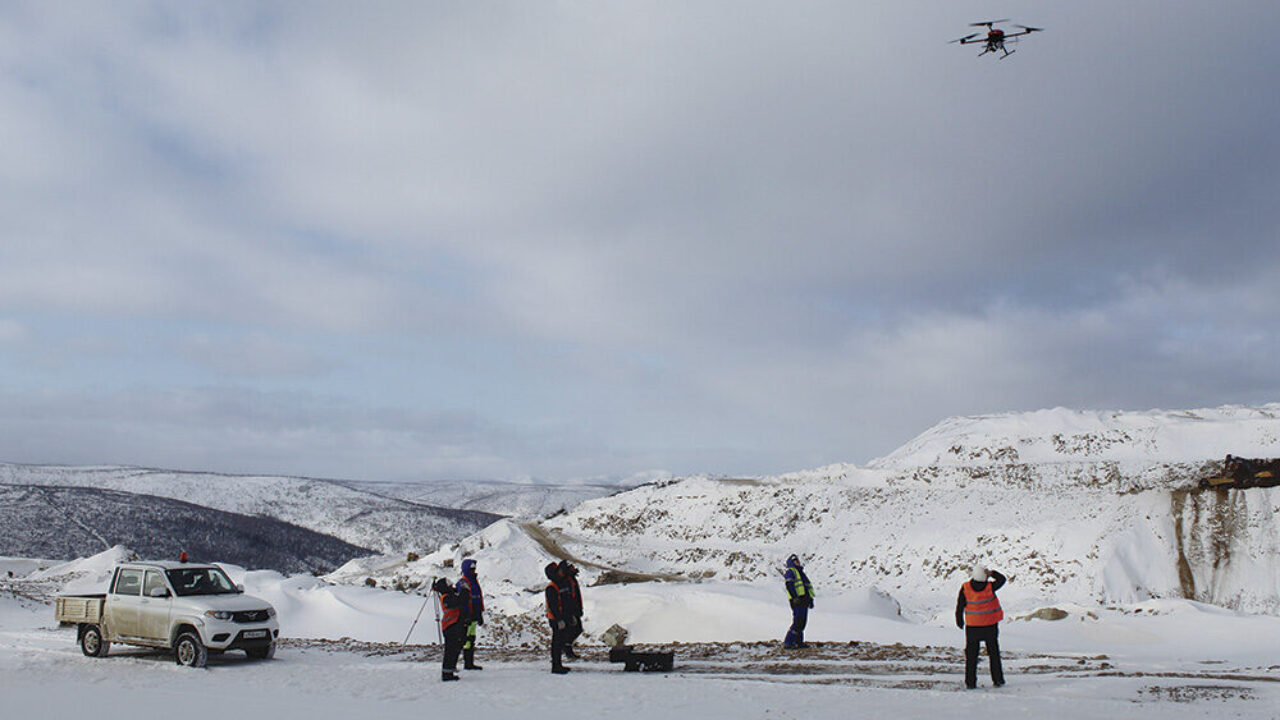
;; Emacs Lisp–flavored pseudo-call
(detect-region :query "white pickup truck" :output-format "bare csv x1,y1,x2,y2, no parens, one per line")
56,560,279,668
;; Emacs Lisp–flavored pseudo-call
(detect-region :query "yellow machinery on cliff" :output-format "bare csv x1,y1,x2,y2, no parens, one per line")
1199,455,1280,490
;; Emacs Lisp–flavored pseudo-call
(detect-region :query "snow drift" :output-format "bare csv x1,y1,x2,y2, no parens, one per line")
357,404,1280,624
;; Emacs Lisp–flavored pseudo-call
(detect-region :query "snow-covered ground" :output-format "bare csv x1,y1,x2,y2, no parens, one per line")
3,554,1279,719
5,405,1280,715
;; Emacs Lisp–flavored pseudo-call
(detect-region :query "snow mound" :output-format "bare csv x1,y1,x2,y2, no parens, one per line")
871,404,1280,469
30,545,136,594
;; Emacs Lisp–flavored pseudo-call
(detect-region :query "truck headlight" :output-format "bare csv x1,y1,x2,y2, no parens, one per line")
205,610,233,621
267,607,277,618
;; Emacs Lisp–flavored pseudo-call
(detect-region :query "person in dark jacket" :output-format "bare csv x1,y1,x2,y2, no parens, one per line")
558,560,584,659
782,554,814,649
956,564,1007,689
456,559,484,670
544,562,573,674
434,577,469,682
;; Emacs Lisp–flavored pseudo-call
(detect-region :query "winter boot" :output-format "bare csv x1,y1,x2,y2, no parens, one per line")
564,646,579,660
442,670,459,682
551,647,570,674
463,649,483,670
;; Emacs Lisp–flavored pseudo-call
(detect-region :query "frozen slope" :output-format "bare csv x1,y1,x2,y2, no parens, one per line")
372,405,1280,621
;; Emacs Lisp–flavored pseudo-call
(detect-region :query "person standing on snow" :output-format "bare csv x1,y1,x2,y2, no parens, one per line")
955,564,1007,689
558,560,584,659
434,577,469,682
456,559,485,670
544,562,574,674
782,554,814,649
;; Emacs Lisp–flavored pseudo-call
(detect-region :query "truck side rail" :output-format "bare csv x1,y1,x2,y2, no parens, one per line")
55,595,106,625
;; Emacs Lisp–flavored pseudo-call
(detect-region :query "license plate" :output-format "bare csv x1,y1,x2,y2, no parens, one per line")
243,630,268,639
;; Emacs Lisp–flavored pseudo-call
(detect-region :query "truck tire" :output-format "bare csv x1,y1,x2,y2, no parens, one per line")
173,631,208,668
246,642,275,660
80,625,110,658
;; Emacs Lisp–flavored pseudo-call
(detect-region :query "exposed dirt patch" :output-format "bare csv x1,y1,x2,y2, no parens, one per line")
1136,685,1257,703
519,522,685,583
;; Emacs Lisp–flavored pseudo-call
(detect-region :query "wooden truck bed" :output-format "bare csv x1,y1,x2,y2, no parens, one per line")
55,595,106,625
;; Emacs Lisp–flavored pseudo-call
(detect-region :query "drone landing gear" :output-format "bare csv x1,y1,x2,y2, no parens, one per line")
999,48,1015,59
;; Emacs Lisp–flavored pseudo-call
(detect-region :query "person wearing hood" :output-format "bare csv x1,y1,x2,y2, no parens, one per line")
558,560,584,659
455,559,484,670
544,562,573,674
782,554,814,649
433,577,468,682
955,564,1007,689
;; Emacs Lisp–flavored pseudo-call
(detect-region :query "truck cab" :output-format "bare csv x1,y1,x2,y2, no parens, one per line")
58,561,279,668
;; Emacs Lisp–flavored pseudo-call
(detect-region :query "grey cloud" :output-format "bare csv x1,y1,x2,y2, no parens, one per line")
1,2,1278,480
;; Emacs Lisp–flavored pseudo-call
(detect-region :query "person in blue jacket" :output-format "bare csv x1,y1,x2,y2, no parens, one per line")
455,559,485,670
782,554,814,649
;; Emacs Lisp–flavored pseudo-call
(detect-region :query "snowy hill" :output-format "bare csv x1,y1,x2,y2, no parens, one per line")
0,485,369,573
339,478,633,518
348,404,1280,628
0,464,500,556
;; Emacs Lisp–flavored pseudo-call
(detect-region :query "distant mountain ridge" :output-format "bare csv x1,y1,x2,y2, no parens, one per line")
0,484,369,573
0,463,501,559
338,478,631,518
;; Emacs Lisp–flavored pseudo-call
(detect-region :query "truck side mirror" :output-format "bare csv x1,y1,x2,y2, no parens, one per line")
235,584,245,593
148,587,170,598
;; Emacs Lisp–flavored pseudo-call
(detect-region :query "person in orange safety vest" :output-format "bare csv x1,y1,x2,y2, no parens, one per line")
434,577,469,682
955,564,1006,689
544,562,574,675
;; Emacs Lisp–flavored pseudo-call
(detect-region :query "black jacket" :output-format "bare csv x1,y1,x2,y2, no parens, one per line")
545,564,574,622
955,570,1006,628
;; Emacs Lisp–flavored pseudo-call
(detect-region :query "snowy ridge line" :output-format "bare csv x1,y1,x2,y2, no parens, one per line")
340,405,1280,624
0,462,502,556
0,486,370,573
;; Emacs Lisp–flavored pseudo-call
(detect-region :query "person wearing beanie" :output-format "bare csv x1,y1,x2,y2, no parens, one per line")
434,577,469,682
955,564,1007,689
782,554,815,649
544,562,573,674
558,560,584,659
456,559,484,670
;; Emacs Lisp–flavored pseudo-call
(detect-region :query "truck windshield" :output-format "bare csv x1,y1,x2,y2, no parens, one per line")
166,567,238,596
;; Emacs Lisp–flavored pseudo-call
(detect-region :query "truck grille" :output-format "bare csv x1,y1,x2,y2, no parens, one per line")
233,610,270,623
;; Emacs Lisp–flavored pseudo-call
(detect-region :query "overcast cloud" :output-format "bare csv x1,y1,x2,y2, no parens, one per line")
1,2,1278,483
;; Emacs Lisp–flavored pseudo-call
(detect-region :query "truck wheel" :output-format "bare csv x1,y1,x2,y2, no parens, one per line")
173,631,208,668
80,625,110,657
246,643,275,660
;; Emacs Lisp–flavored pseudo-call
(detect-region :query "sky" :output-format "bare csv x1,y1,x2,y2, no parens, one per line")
1,1,1278,484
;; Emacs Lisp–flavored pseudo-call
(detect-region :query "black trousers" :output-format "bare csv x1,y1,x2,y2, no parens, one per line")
442,621,466,672
549,620,571,668
964,624,1004,688
566,616,583,646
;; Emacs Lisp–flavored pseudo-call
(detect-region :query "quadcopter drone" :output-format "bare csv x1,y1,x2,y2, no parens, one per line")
950,20,1043,58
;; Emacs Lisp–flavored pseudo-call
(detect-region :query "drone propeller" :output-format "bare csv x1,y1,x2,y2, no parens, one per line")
969,19,1010,28
1013,24,1044,32
949,33,979,44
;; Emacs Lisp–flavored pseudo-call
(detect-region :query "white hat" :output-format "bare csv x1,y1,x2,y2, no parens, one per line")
971,564,988,582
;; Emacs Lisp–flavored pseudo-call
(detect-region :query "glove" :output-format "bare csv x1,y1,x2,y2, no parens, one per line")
956,620,964,630
807,599,815,609
556,620,566,630
477,616,484,626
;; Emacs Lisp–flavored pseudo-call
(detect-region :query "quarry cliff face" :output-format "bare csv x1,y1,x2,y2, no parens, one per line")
1170,487,1280,613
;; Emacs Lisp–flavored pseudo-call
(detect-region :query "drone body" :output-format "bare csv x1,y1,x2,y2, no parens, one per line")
951,20,1043,58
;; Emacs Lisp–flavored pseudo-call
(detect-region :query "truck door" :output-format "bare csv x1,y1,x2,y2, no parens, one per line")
106,568,144,639
138,570,173,642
